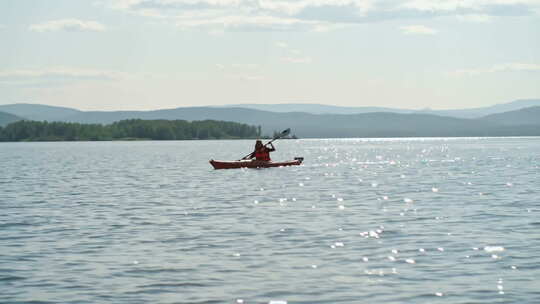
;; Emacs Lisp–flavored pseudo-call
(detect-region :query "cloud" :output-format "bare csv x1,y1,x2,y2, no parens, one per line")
227,74,265,81
399,0,540,13
453,63,540,76
105,0,540,32
216,63,260,69
29,19,106,32
281,56,313,63
110,0,372,31
258,0,375,16
175,14,329,31
231,63,259,69
216,63,264,80
0,67,123,79
399,25,437,35
456,14,493,23
0,24,5,30
276,42,313,63
0,67,127,87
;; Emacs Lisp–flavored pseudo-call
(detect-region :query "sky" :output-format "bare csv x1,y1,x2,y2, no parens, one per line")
0,0,539,111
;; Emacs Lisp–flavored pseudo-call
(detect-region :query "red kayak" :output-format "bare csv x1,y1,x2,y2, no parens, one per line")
210,157,303,170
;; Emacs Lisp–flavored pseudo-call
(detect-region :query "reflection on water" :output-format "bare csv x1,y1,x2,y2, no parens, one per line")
1,137,539,303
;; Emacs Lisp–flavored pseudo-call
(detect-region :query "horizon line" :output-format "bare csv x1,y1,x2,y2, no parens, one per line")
1,98,539,112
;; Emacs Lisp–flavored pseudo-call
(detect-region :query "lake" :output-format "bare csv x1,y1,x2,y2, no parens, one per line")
1,137,539,303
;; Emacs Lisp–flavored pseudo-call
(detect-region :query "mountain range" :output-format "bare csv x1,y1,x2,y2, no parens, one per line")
1,99,539,138
0,111,22,127
221,99,540,118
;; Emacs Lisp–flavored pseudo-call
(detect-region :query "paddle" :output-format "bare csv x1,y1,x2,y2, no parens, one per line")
239,128,291,160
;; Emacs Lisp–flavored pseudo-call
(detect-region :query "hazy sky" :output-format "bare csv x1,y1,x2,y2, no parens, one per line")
1,0,539,111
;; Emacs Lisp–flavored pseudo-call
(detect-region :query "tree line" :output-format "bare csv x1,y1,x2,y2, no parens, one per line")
0,119,261,141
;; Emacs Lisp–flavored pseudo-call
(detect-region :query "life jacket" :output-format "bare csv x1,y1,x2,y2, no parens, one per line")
255,148,271,161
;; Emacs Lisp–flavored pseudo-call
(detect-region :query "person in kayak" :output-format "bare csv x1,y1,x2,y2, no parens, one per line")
247,140,275,161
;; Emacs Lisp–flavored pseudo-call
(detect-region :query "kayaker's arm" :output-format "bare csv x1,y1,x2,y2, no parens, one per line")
242,151,256,160
266,143,276,152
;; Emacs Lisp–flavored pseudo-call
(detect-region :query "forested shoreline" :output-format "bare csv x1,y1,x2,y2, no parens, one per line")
0,119,261,142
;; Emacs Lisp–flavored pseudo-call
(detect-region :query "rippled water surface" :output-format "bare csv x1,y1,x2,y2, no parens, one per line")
1,138,540,304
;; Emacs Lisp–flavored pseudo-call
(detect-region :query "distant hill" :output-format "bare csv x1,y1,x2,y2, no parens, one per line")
61,107,301,135
0,119,259,141
220,103,412,115
2,99,539,121
51,106,483,137
56,107,540,138
479,106,540,126
422,99,540,118
0,99,539,138
221,99,540,118
0,111,23,127
0,103,82,121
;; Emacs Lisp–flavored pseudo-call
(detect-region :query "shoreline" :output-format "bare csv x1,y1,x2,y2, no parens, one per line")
2,135,540,143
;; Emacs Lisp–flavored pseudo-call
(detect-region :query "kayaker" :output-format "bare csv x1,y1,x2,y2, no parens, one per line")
247,140,275,161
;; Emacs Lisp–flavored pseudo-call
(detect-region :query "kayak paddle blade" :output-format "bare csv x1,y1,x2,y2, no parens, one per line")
279,128,291,138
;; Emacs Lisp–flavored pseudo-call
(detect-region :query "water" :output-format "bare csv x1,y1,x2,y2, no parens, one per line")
1,138,539,304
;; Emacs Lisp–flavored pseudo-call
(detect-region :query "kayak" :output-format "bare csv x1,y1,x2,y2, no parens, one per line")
210,157,303,170
210,158,303,169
